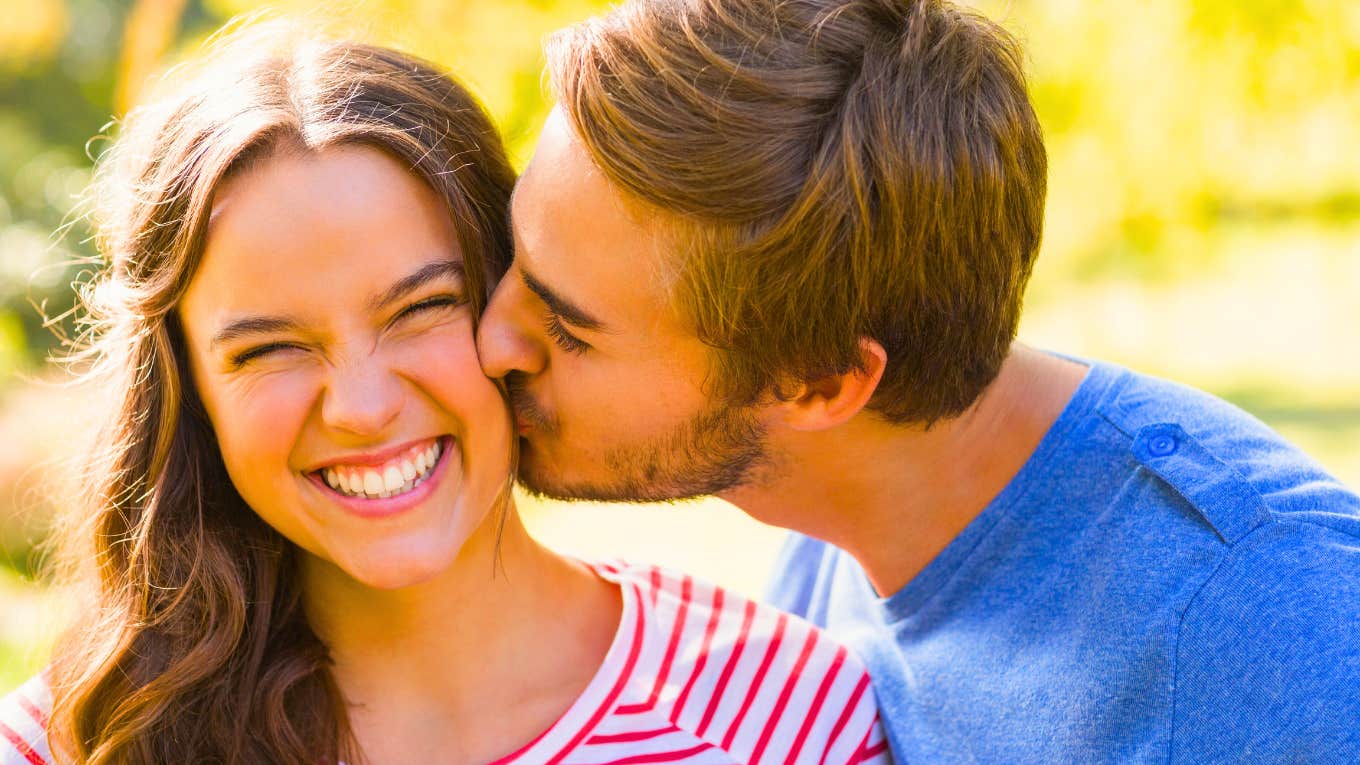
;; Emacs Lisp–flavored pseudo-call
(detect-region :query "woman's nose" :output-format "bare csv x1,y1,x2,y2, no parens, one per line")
321,359,404,437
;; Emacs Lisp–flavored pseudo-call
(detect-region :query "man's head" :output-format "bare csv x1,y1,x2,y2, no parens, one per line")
478,0,1047,501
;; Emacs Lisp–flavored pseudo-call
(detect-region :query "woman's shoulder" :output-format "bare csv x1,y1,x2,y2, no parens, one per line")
588,560,889,763
0,675,54,765
594,558,873,669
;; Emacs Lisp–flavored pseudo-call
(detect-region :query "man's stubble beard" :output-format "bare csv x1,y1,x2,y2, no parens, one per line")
506,372,771,503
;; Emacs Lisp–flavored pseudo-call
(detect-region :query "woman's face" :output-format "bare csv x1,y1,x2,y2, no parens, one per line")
178,144,512,590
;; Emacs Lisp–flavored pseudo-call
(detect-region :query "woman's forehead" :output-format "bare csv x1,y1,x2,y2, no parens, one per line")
185,146,462,318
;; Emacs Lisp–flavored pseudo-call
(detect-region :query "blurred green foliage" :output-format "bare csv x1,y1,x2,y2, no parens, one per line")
974,0,1360,282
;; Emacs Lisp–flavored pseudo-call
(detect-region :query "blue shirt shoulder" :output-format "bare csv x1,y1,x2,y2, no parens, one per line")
768,359,1360,764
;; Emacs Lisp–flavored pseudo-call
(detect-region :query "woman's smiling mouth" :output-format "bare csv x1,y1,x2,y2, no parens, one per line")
308,437,454,516
319,439,444,499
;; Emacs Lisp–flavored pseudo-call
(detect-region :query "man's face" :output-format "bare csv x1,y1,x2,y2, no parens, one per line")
477,108,769,502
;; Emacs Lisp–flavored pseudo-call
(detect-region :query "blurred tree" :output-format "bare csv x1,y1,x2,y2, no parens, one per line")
0,0,112,374
972,0,1360,282
116,0,190,113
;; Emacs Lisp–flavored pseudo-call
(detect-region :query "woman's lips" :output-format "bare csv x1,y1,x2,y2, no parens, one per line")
318,438,443,498
307,435,454,519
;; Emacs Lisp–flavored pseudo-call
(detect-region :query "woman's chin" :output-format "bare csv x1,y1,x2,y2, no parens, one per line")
347,561,446,591
323,537,468,591
296,501,496,592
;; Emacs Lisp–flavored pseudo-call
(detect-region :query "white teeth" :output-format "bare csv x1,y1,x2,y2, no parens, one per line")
320,439,445,500
362,471,384,496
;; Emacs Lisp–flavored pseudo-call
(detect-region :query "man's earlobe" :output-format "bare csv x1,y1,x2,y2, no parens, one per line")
781,338,888,432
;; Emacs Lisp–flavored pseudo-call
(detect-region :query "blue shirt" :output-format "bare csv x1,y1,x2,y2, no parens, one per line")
767,360,1360,764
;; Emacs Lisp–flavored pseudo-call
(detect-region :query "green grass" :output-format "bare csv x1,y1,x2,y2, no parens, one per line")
0,637,42,694
0,566,56,694
1217,387,1360,490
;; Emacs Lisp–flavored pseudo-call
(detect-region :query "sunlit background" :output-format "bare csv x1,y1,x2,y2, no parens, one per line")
2,0,1358,692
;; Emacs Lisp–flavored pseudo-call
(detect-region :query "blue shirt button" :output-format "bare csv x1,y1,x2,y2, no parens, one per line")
1148,434,1178,457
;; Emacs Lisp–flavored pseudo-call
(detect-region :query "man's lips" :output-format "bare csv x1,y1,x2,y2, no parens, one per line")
504,375,552,435
509,400,551,436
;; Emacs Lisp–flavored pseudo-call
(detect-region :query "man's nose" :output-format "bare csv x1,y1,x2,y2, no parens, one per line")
478,274,548,380
321,359,404,438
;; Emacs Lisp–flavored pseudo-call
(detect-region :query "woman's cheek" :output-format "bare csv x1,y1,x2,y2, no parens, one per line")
395,322,491,390
216,369,322,470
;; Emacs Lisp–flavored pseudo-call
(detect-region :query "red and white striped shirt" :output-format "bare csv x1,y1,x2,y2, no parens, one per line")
0,675,49,765
1,561,891,764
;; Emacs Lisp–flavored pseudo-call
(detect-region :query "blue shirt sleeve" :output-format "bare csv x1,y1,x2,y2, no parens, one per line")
1170,521,1360,763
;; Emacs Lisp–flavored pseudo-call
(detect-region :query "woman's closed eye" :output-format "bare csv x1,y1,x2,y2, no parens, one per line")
223,295,468,369
228,342,304,369
391,293,467,325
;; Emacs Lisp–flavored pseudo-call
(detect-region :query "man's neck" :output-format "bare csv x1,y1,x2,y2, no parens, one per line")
725,345,1088,597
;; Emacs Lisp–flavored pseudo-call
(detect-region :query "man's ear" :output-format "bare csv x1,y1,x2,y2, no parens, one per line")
776,338,887,432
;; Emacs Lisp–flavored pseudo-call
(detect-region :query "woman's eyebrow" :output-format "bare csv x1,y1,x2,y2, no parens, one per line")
209,316,302,349
208,261,465,350
369,260,466,312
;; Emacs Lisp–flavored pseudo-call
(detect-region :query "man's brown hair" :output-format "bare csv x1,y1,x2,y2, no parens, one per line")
547,0,1047,424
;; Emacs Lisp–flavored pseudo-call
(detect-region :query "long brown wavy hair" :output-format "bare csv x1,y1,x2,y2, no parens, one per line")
46,21,515,764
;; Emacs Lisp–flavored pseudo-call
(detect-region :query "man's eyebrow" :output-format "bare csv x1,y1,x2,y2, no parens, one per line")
209,316,303,349
370,260,466,312
520,268,606,332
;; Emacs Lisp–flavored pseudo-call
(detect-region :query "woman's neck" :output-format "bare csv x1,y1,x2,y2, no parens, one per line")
302,502,621,764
